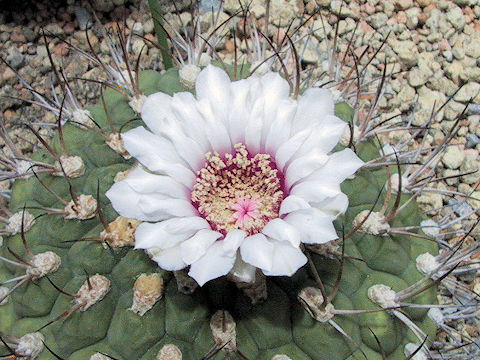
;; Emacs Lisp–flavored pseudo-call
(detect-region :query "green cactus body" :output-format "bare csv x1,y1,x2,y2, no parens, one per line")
0,67,437,360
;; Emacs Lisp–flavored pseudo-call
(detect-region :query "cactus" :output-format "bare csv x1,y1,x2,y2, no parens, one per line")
0,3,479,360
0,67,441,360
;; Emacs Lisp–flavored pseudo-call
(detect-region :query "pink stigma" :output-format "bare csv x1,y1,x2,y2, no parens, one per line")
230,197,261,228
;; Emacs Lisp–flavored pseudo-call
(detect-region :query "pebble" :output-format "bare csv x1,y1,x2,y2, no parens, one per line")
269,0,299,26
330,0,360,19
466,134,480,148
6,48,24,69
467,191,480,209
459,158,479,184
449,198,474,217
74,5,91,30
467,104,480,115
454,82,480,103
447,6,467,31
395,0,413,10
392,40,419,67
367,13,389,29
442,146,466,169
408,67,429,87
464,32,480,58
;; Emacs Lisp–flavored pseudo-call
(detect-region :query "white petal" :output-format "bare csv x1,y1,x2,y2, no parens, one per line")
163,128,207,171
244,114,263,154
304,148,365,184
262,241,307,276
195,65,232,124
284,208,338,244
149,246,186,271
256,73,290,148
181,229,223,265
106,175,193,222
122,127,196,187
141,92,173,136
279,195,310,216
134,216,209,250
106,181,147,220
227,79,251,144
260,72,290,117
138,196,197,221
125,166,190,199
313,193,349,218
264,99,296,153
240,234,274,272
196,99,232,154
284,149,329,189
274,128,311,172
188,242,236,286
170,92,210,151
222,229,248,257
141,93,207,170
262,218,301,247
293,88,334,133
291,180,341,203
292,116,347,158
229,256,257,283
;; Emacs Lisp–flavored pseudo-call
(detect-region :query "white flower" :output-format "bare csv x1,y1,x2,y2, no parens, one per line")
106,65,364,286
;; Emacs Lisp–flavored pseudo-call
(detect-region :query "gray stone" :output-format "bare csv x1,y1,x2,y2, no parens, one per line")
444,101,466,121
199,0,221,12
467,104,480,115
464,32,480,58
425,8,442,29
367,13,389,29
312,19,332,40
449,198,473,217
392,40,419,67
452,45,465,60
330,0,360,19
417,192,443,214
6,48,23,69
444,61,465,83
405,7,421,29
467,191,480,210
460,158,479,184
395,0,413,10
441,146,465,169
408,67,430,87
442,51,453,62
143,19,154,34
453,0,476,5
43,23,64,36
454,82,480,103
23,28,36,42
74,6,91,31
466,134,480,148
269,0,299,26
414,87,446,125
337,18,356,35
446,6,466,31
92,0,114,12
443,169,460,185
391,82,416,109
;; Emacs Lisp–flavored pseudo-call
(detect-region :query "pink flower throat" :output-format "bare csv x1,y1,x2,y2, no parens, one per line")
191,143,285,235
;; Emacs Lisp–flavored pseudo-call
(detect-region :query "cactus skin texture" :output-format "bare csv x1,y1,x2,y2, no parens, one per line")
0,68,437,360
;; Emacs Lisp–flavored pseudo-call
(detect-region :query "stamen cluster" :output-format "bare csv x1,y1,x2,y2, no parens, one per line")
191,143,284,235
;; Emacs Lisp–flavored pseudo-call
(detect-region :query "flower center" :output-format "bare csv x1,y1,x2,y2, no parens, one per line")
191,143,285,235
